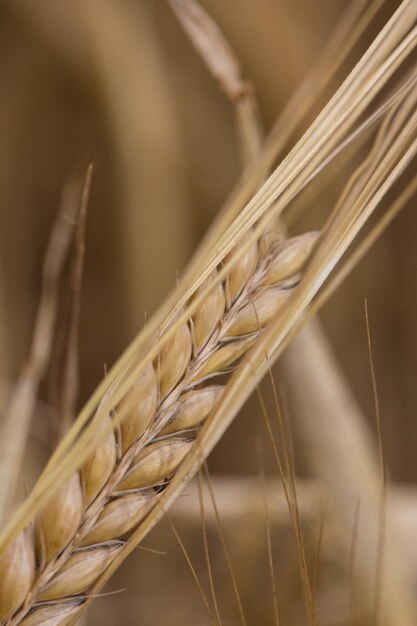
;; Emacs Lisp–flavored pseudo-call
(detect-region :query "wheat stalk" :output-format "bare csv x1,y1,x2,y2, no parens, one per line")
0,171,92,526
1,3,417,625
0,228,318,625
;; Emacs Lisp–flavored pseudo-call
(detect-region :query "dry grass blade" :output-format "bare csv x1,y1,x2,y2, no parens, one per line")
267,371,316,624
311,494,327,620
204,464,247,626
167,0,247,100
49,165,92,446
166,513,215,624
167,0,263,167
197,468,222,625
284,168,417,354
348,500,361,626
192,0,387,257
255,384,314,624
265,0,387,143
365,302,387,626
256,439,280,626
0,169,90,525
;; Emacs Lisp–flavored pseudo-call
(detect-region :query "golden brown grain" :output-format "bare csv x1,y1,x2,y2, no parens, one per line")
0,229,318,625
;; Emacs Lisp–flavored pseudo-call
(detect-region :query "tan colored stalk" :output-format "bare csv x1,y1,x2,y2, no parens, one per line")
49,169,89,447
0,169,92,526
186,0,390,267
0,229,318,625
167,0,264,168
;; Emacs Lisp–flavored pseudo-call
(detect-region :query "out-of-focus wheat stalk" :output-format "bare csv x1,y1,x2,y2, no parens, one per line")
0,169,92,526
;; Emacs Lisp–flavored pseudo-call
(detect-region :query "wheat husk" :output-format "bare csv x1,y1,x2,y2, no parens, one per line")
0,229,317,625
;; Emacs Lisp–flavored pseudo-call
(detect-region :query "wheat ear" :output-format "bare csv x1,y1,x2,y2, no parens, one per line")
0,228,318,626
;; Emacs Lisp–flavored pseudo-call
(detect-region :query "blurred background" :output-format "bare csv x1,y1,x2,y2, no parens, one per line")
0,1,416,624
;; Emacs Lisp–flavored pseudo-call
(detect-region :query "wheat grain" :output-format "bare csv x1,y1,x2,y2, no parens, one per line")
0,229,318,625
